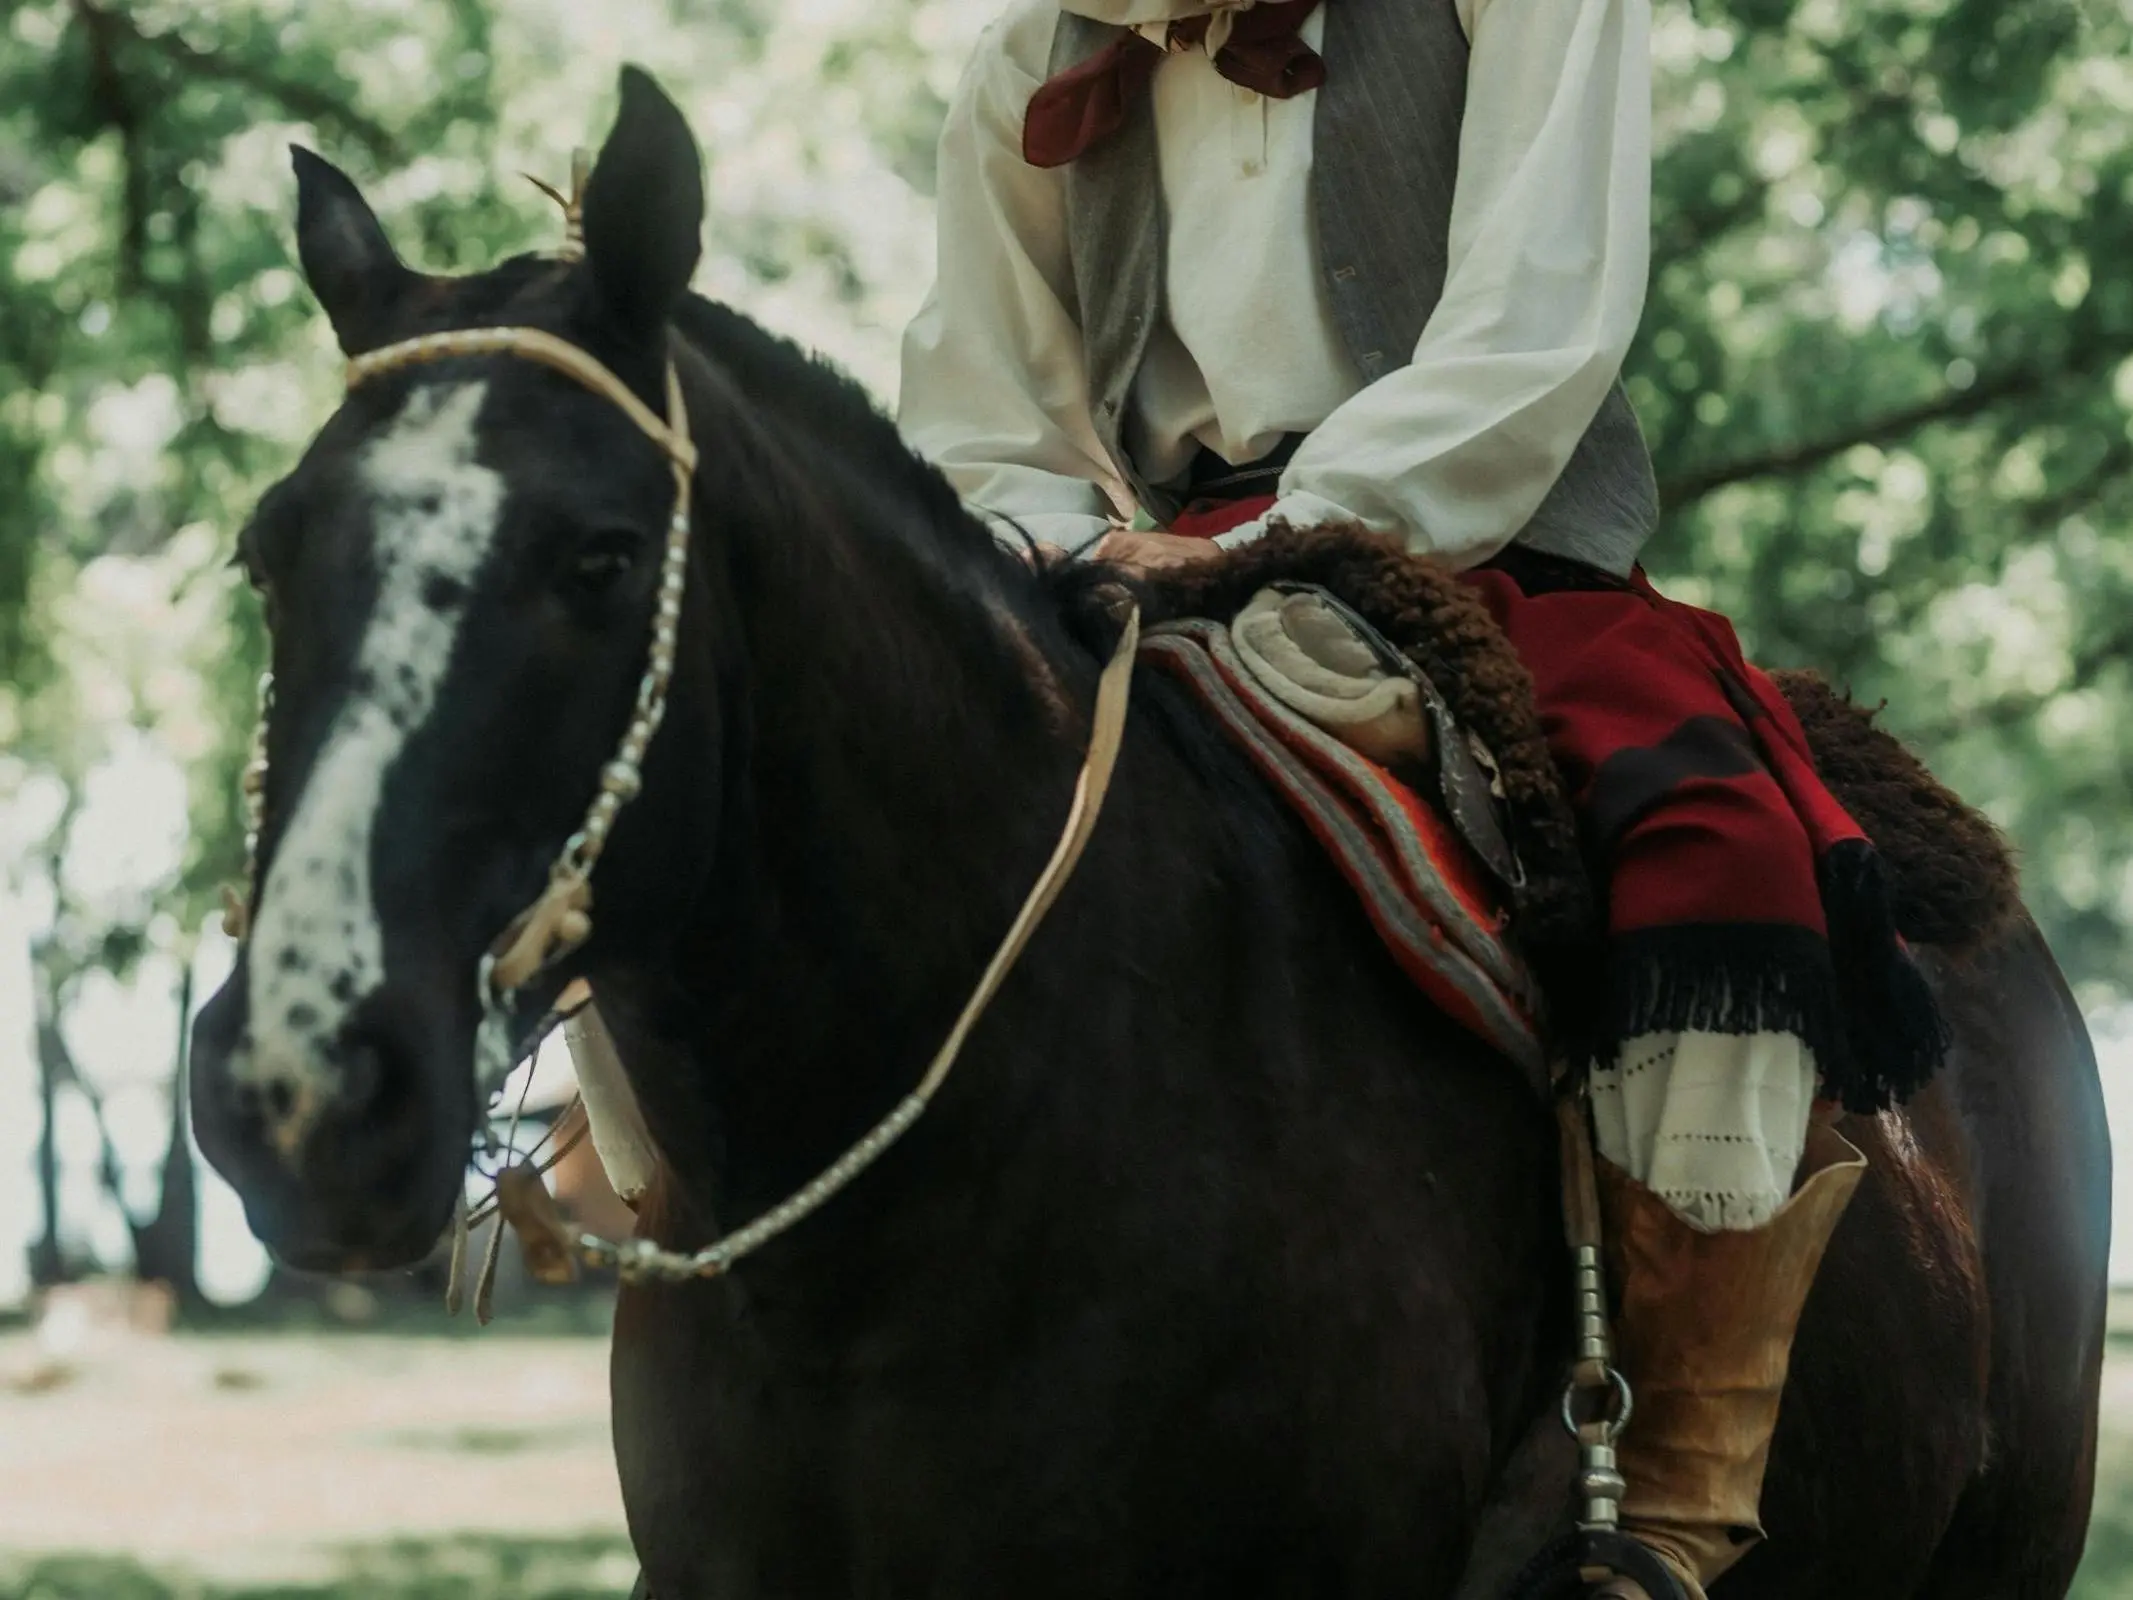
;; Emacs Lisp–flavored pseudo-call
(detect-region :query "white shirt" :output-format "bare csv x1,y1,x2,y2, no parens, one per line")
898,0,1654,567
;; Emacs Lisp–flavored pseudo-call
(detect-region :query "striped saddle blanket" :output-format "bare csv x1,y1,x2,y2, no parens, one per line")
1141,616,1546,1079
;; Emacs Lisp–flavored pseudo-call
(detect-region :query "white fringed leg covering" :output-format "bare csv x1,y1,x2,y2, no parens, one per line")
1589,1031,1816,1232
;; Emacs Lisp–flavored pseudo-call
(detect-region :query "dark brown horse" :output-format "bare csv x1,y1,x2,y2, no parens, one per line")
188,70,2108,1598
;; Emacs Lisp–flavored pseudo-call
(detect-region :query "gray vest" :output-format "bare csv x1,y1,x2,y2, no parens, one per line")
1051,2,1659,575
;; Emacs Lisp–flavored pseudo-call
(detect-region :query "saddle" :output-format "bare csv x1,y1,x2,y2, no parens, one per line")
1124,525,2021,1071
1144,593,1549,1081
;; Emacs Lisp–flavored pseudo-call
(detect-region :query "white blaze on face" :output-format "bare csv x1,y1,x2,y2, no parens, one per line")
240,382,505,1116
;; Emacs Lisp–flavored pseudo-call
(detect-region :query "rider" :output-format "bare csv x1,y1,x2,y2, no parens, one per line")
898,4,1940,1595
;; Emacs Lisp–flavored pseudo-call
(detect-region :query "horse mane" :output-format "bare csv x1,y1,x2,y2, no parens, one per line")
669,296,999,558
665,292,1139,664
402,259,1029,600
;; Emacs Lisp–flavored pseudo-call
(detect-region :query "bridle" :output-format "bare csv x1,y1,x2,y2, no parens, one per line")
225,313,1141,1286
356,329,700,1098
228,325,700,1103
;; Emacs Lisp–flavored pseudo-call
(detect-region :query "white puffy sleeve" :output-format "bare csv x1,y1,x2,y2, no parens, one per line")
1223,0,1654,568
897,6,1123,554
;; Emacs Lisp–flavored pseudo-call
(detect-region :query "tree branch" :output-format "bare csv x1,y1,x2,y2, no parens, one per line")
1658,334,2133,512
36,975,148,1223
2024,436,2133,532
69,0,147,292
70,0,402,165
1659,363,2054,510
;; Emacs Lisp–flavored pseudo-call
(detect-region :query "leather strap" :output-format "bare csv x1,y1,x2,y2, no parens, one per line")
347,326,697,474
560,607,1144,1285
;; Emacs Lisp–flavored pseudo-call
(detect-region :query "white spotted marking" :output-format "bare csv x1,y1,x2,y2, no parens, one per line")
239,382,504,1115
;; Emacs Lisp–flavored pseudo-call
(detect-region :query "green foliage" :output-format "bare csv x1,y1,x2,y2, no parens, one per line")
1635,0,2133,993
0,1537,636,1600
0,0,545,931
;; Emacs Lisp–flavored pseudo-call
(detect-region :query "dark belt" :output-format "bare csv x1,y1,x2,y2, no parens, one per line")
1181,432,1307,505
1481,545,1634,596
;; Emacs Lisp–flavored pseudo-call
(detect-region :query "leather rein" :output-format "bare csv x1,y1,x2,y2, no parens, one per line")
227,322,1141,1286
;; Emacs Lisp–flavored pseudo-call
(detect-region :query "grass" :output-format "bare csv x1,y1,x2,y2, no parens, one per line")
0,1538,638,1600
8,1522,2133,1597
2075,1433,2133,1599
4,1471,2131,1597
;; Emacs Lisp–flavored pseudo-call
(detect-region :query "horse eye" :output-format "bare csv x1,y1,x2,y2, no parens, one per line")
566,529,645,599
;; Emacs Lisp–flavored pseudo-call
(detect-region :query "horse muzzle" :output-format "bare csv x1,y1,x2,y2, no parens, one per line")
189,974,473,1272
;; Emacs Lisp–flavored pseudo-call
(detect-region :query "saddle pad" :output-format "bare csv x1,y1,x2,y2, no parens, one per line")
1142,619,1547,1079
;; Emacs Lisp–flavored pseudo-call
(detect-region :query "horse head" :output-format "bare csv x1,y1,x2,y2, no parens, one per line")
189,70,727,1272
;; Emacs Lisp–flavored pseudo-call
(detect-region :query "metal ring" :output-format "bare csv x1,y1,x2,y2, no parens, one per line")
1559,1366,1634,1443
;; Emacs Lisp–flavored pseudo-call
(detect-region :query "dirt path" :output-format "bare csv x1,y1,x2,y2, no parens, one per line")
0,1325,626,1585
6,1314,2131,1591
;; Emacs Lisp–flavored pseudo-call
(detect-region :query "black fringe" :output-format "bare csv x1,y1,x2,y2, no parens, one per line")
1603,924,1848,1078
1600,848,1951,1115
1818,838,1951,1113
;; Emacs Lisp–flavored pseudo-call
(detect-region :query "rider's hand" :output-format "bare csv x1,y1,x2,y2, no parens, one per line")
1089,529,1227,574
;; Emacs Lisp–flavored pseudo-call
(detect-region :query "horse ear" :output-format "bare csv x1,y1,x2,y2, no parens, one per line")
292,147,417,357
580,67,705,338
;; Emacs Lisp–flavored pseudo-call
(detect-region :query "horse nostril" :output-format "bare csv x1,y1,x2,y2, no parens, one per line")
260,1079,298,1124
230,1073,315,1145
217,1032,396,1154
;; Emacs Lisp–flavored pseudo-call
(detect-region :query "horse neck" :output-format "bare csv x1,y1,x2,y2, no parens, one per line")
630,363,1115,1235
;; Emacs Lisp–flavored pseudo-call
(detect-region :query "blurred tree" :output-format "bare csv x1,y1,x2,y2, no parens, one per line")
1633,0,2133,992
0,0,526,1288
0,0,2128,1282
1,0,522,913
0,0,973,1289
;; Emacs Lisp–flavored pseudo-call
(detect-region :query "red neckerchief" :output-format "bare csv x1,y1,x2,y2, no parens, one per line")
1023,2,1326,169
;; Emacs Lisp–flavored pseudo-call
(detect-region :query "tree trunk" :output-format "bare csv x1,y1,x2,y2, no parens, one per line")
133,964,201,1308
28,995,60,1287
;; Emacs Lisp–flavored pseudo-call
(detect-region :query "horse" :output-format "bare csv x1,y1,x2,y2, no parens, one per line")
188,68,2109,1599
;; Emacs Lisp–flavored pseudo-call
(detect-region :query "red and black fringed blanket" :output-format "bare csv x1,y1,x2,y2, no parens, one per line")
1461,556,1947,1113
1126,510,1955,1115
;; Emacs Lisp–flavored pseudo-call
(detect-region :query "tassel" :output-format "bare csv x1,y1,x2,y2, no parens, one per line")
473,1203,507,1327
1604,924,1846,1073
444,1193,470,1317
1818,840,1950,1114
